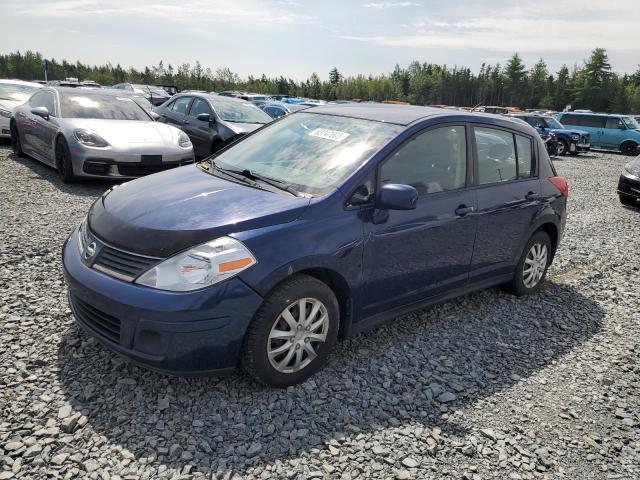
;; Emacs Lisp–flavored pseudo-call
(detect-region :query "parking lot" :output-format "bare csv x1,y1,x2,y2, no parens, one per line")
0,143,638,479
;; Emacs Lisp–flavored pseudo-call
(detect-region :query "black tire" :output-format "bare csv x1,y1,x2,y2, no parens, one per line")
508,231,552,297
10,123,23,157
556,139,568,156
241,274,340,387
619,194,637,206
55,138,75,183
569,150,579,156
621,141,638,157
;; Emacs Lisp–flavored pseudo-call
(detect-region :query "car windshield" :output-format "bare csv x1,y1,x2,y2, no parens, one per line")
0,83,40,102
212,98,273,124
622,116,640,130
60,94,151,120
209,112,403,196
544,117,564,129
133,85,167,97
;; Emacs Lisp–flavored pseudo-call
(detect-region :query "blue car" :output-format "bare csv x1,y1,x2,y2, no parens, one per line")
556,112,640,156
62,105,568,387
510,113,590,156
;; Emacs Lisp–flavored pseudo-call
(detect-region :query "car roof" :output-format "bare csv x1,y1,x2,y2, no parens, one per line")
301,103,451,126
50,87,142,97
0,79,43,87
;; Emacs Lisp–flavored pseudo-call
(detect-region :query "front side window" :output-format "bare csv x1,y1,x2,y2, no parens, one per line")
380,125,467,195
545,117,564,129
189,98,212,118
30,91,56,115
209,112,403,196
29,91,47,108
59,94,150,120
606,117,624,130
475,127,517,184
170,96,192,115
525,117,546,129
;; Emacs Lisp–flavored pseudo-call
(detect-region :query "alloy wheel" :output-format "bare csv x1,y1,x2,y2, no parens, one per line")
556,141,566,156
523,243,548,289
267,298,329,373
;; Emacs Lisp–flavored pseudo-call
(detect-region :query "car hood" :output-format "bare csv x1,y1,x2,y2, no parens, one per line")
64,119,181,146
0,99,24,112
220,120,265,135
552,128,589,137
88,164,311,257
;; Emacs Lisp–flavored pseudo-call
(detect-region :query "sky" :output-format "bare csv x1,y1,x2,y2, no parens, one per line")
1,0,639,80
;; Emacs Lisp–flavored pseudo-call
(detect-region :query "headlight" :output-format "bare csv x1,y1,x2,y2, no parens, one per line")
178,131,192,148
77,216,89,253
624,161,640,178
136,236,256,291
571,134,580,141
0,107,11,118
74,129,109,148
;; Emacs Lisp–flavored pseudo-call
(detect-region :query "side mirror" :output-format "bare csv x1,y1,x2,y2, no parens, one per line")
618,123,626,130
149,111,160,121
197,113,213,123
376,183,418,210
31,106,49,120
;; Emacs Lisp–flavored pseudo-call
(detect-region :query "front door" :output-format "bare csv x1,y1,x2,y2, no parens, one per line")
361,124,478,317
469,126,543,281
163,96,192,130
185,97,214,157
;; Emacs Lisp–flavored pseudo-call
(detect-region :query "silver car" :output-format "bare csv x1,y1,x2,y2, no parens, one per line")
10,87,194,183
0,80,42,138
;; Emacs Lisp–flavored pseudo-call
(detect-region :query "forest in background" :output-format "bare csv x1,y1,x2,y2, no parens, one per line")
1,48,640,113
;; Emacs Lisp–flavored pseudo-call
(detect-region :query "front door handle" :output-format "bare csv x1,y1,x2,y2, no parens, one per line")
525,192,542,201
183,119,190,124
455,205,474,216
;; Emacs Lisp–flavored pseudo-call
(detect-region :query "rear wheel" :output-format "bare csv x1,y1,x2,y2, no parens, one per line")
619,194,637,206
10,123,23,157
241,274,340,387
508,231,552,296
556,139,568,156
621,141,638,157
55,138,75,183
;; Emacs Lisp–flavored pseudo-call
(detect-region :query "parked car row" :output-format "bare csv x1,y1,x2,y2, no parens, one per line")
555,112,640,156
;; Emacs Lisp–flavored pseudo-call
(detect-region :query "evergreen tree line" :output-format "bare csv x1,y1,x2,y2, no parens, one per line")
1,48,640,113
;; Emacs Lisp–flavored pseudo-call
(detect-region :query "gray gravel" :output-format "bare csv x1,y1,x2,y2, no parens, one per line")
1,144,639,480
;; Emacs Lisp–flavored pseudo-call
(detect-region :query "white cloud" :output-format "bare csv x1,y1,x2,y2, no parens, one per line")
343,0,640,55
362,2,422,8
13,0,314,24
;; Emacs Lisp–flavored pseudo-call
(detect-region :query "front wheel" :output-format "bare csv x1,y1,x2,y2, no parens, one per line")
241,274,340,387
508,231,552,296
621,141,638,157
556,139,568,156
55,138,75,183
10,123,23,157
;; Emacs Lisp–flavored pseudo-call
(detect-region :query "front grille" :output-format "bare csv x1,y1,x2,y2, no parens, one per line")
93,244,159,281
117,158,193,177
71,295,121,344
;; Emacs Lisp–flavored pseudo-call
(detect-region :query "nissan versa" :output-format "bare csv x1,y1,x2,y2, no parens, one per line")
62,104,568,387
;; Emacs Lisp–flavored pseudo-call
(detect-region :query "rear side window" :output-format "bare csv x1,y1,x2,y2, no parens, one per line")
515,135,533,178
560,114,578,125
170,96,192,115
380,125,467,195
475,127,517,184
579,115,606,128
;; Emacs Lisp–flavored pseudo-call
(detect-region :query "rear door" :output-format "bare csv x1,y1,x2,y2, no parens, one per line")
469,125,542,282
578,115,607,147
185,97,214,157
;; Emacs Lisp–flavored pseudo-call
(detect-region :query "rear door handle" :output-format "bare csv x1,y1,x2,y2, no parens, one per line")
525,192,542,201
455,205,475,216
183,120,190,124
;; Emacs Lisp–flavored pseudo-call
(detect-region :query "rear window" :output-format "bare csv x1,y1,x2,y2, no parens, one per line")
60,94,151,120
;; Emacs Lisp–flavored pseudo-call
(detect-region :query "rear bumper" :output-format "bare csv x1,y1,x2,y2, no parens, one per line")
618,172,640,199
62,228,264,374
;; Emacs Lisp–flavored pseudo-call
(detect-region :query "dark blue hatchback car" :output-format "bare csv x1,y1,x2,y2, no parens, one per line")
63,104,568,387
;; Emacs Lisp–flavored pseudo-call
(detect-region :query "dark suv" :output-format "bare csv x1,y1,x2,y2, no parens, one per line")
510,113,590,156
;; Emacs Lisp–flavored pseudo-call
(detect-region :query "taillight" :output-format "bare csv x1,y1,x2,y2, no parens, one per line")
549,176,569,198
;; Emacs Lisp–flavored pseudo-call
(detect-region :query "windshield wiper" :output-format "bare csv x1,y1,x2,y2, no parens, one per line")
236,169,301,197
206,159,300,197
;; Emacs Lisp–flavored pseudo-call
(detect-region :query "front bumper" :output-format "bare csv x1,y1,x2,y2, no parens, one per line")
68,142,195,179
618,171,640,199
62,228,264,374
570,141,590,153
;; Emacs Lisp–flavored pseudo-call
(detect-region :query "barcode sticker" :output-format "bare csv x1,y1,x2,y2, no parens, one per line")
309,128,350,142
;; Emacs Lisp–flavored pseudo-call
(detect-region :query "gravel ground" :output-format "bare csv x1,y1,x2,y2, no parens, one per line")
0,143,639,480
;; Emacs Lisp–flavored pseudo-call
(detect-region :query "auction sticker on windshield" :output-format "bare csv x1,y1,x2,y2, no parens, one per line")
309,128,350,142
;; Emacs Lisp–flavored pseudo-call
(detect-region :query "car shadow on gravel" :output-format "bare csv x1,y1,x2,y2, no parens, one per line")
3,150,117,197
55,278,605,476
